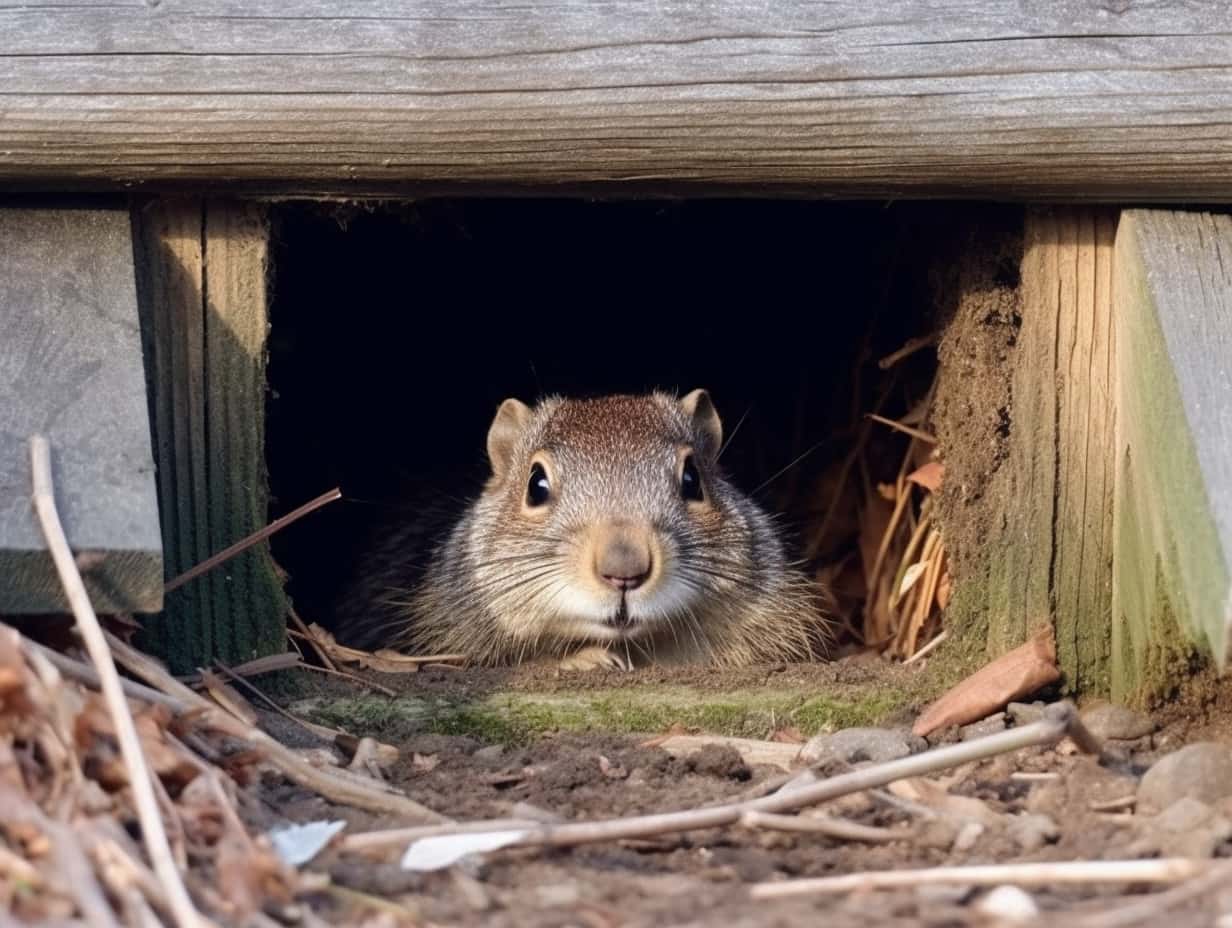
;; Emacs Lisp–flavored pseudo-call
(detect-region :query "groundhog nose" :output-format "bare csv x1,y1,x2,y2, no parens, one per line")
597,538,652,591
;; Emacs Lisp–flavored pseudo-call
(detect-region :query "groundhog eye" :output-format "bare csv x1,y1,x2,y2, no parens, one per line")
526,462,551,507
680,454,704,502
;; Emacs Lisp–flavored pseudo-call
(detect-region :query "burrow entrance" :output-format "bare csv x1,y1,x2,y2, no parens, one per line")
263,199,1017,662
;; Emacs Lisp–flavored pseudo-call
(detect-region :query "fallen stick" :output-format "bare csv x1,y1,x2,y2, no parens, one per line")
103,629,449,824
29,435,206,928
1074,862,1232,928
2,785,117,928
19,634,184,711
748,858,1208,899
365,702,1085,853
164,487,341,593
739,810,905,843
340,818,545,855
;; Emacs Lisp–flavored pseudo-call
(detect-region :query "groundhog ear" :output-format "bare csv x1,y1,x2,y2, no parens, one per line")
680,388,722,458
487,398,532,478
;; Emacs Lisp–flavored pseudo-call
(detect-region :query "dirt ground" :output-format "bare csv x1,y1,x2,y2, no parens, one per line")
239,655,1232,928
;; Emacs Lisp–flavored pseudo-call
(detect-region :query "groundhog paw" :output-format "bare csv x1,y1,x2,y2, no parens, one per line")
556,647,631,672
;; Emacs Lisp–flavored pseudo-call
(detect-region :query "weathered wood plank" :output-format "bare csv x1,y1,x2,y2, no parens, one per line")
3,3,1232,197
933,207,1118,695
0,206,163,613
132,198,286,672
1111,209,1232,702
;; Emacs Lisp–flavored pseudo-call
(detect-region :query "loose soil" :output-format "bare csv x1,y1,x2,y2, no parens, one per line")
246,655,1232,927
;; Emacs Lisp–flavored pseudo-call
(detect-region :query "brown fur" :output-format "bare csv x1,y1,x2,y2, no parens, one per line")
332,390,831,668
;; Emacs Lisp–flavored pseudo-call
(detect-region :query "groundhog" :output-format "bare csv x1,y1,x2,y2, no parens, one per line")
331,389,830,670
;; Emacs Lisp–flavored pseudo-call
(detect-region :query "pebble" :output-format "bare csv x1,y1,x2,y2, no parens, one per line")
1139,742,1232,810
975,885,1039,923
1147,797,1232,858
687,744,751,781
960,713,1007,741
1080,703,1155,741
472,745,506,764
1007,701,1046,726
799,727,924,766
1007,813,1060,852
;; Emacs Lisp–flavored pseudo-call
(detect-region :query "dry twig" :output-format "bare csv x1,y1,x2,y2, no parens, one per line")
29,435,206,928
164,487,341,593
102,630,448,824
359,703,1088,854
739,810,905,843
749,858,1208,899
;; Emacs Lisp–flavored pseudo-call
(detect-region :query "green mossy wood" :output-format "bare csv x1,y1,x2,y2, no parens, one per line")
1111,210,1232,702
133,199,286,673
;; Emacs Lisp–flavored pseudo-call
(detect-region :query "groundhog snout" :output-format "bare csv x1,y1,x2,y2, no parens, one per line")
594,528,653,591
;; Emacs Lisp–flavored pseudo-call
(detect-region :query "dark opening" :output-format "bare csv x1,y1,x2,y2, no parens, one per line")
264,199,955,651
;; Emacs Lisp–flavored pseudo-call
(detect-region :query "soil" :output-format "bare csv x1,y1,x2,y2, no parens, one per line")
243,655,1232,927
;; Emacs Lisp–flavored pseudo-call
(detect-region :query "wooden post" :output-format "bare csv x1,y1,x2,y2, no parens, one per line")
1110,210,1232,701
934,207,1118,695
132,199,286,672
0,206,163,613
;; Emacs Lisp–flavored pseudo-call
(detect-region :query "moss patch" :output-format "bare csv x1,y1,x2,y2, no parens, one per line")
292,682,912,745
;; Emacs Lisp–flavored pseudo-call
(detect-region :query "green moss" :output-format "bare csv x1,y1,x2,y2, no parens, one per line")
294,682,914,745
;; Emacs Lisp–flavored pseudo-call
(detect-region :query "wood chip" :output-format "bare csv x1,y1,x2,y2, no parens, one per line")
912,625,1061,737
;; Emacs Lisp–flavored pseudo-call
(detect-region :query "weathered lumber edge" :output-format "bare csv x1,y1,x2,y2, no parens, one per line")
931,207,1117,695
0,205,163,614
132,198,287,672
4,3,1232,198
1110,209,1232,701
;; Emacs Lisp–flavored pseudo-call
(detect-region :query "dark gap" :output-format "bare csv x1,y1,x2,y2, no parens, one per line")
263,198,957,649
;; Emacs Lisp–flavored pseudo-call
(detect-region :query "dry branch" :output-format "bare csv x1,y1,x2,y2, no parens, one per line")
101,630,449,824
29,435,206,928
368,703,1089,856
749,858,1209,899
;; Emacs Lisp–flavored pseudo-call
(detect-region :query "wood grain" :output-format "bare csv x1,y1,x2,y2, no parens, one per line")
4,2,1232,196
1112,209,1232,701
0,206,163,614
133,198,287,672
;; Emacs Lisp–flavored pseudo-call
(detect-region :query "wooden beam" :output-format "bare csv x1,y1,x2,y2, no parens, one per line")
932,207,1118,696
0,206,163,614
3,3,1232,198
132,198,287,673
1111,210,1232,701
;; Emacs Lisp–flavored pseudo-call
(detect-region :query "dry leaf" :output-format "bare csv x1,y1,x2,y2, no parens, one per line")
770,727,806,745
907,461,945,493
200,670,259,726
307,623,464,672
897,561,928,599
913,625,1060,737
639,722,689,748
269,820,347,868
936,567,953,610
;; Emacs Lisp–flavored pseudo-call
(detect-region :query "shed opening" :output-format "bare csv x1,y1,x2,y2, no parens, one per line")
263,199,975,663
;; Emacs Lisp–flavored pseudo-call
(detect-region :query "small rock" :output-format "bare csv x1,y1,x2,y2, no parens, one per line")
961,713,1007,741
1155,796,1212,833
975,885,1039,923
687,744,751,781
1081,703,1154,741
1007,702,1046,726
1139,743,1232,811
536,882,581,907
472,745,505,764
1007,813,1060,852
953,821,985,852
799,728,924,766
1147,797,1232,858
